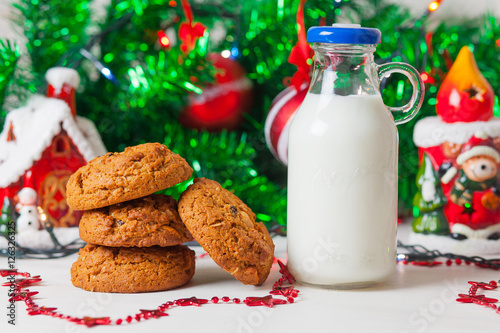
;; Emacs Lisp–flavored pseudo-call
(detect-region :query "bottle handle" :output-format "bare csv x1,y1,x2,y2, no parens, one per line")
377,62,425,125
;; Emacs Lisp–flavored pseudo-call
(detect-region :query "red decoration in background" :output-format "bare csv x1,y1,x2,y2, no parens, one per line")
47,83,77,119
179,53,253,131
436,46,494,123
178,0,207,53
0,259,298,328
264,83,308,165
288,0,313,91
157,30,171,48
6,122,15,142
420,72,435,84
428,0,441,12
264,0,313,164
425,32,434,58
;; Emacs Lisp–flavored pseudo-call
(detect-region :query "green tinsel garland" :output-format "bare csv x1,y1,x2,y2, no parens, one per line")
13,0,91,86
0,40,21,120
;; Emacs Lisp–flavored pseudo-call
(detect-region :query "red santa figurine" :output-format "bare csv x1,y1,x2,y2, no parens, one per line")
412,46,500,254
441,131,500,240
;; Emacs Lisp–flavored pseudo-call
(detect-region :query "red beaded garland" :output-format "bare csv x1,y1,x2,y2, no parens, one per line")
81,316,112,327
398,257,500,270
27,306,57,315
0,260,299,327
140,309,168,318
1,276,41,287
176,297,209,306
270,286,300,298
0,269,30,277
456,278,500,317
243,295,287,308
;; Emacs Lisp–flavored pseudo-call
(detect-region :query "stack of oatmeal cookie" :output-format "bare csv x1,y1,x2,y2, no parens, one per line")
66,143,196,293
67,143,275,293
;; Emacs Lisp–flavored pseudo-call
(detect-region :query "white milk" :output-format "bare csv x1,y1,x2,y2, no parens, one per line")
287,93,398,288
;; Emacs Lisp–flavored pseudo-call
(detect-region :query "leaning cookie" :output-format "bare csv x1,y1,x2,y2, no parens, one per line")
79,194,193,247
178,178,274,286
66,143,193,210
71,244,195,293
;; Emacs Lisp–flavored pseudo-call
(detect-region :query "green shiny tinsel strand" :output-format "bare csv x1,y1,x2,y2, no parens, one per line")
0,40,21,118
13,0,91,89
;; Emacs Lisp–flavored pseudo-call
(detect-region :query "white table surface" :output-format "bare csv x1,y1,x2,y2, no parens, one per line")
2,223,500,333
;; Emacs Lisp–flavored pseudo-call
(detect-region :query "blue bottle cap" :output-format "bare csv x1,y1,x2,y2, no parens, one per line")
307,23,381,45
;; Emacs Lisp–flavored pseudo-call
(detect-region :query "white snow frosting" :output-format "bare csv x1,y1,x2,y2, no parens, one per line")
0,95,107,188
0,227,80,249
409,228,500,255
413,116,500,148
45,67,81,94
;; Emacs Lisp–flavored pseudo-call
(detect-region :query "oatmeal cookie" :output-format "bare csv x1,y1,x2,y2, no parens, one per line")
79,194,193,247
178,178,274,285
70,244,195,293
66,143,192,210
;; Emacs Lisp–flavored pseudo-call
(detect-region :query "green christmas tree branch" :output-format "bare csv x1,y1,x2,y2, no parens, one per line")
163,123,287,226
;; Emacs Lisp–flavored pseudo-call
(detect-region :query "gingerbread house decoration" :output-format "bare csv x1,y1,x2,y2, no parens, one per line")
412,47,500,254
0,67,106,228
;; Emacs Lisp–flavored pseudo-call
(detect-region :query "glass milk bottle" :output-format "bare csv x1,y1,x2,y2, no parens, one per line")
287,24,424,289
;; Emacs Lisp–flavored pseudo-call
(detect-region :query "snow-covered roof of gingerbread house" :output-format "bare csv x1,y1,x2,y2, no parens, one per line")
0,95,107,188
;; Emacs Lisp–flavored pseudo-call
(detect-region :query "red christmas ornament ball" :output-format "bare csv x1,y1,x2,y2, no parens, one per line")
264,83,308,165
179,53,253,131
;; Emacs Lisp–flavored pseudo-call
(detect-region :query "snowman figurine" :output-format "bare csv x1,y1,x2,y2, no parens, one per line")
12,187,80,249
16,205,42,232
16,188,41,231
14,187,44,247
16,187,38,211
